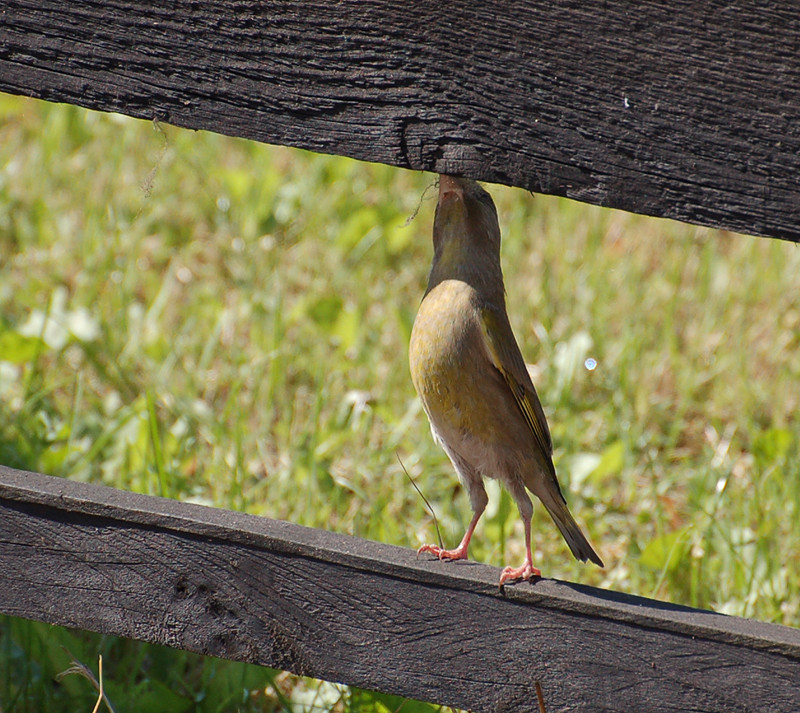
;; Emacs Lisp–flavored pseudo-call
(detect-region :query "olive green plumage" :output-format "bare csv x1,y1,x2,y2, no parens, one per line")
409,175,602,584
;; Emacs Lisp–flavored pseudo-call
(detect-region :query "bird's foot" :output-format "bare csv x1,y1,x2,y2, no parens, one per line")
499,561,542,586
417,543,469,561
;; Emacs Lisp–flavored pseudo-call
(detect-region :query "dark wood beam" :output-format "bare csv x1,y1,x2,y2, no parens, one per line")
1,1,798,241
1,465,799,712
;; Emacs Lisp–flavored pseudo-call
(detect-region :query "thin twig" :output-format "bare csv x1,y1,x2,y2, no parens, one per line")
56,648,117,713
535,681,547,713
403,179,439,226
91,655,103,713
397,452,443,549
141,118,168,199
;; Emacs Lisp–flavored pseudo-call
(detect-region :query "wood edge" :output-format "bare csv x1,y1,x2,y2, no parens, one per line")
0,78,798,243
2,464,799,658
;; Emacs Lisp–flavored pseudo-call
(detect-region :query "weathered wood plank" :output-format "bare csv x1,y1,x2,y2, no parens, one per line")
1,1,798,241
1,465,798,712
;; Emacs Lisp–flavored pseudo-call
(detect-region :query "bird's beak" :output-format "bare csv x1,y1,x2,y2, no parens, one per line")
438,175,464,204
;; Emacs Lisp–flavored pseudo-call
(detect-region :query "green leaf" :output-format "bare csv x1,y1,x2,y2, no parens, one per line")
352,688,439,713
337,206,379,252
332,305,360,352
588,440,625,482
753,428,794,463
0,329,46,363
639,527,691,572
306,295,344,329
131,678,193,713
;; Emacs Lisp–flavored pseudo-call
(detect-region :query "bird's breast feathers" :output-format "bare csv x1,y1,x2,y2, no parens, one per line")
409,280,504,437
410,281,482,389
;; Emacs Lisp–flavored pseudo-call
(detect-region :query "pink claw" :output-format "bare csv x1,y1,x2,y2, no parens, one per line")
417,543,469,561
499,561,542,586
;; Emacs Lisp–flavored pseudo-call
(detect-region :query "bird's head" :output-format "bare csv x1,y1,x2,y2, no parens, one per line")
428,175,503,296
434,175,500,255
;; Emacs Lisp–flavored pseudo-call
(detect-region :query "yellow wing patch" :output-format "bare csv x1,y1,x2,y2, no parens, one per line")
479,306,553,459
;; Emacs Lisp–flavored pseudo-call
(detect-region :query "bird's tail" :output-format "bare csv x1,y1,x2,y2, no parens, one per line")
540,491,604,567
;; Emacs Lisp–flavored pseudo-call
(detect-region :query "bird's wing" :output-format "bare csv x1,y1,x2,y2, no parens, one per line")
479,305,554,459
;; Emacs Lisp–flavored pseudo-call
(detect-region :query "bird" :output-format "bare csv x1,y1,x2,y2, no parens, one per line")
409,174,603,585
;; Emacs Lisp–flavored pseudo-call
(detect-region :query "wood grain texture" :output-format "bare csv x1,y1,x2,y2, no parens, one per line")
1,1,798,241
1,465,799,712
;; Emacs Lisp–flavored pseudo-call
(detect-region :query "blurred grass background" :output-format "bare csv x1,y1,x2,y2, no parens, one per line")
1,93,799,712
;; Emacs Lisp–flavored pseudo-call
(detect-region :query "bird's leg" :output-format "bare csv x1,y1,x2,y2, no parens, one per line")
499,510,542,585
418,509,482,561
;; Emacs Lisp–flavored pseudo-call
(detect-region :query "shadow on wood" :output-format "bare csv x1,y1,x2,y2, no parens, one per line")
1,0,799,241
1,465,798,712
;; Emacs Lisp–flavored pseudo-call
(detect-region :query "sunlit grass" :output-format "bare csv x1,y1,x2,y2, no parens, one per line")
1,94,799,711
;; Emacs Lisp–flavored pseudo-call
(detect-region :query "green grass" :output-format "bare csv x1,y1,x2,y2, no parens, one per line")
1,93,799,711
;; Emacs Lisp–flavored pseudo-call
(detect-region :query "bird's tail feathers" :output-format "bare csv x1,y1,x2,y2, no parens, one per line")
541,492,604,568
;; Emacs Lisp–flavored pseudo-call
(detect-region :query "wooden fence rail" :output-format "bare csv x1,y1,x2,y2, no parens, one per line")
1,0,799,241
1,465,799,712
3,2,800,710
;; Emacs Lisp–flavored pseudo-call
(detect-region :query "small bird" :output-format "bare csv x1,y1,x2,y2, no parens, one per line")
409,175,603,585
